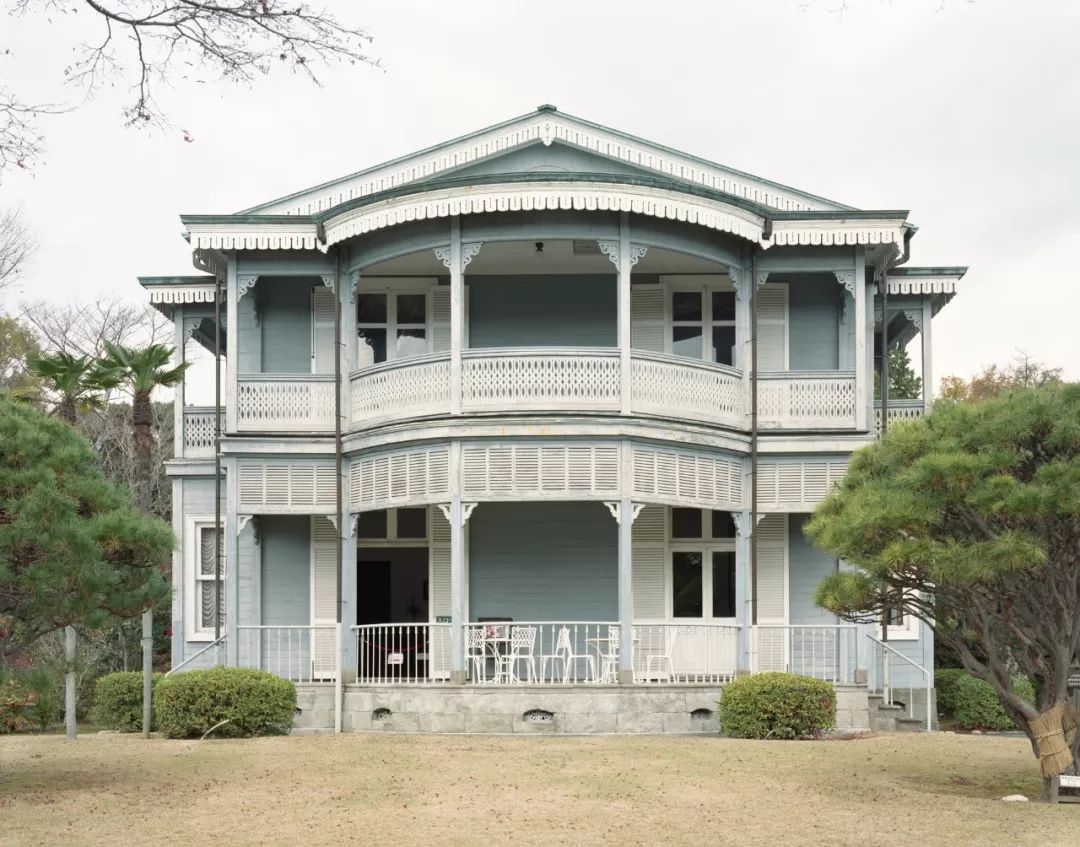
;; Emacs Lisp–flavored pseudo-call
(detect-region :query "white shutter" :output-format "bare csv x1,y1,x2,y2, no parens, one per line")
311,285,336,374
310,516,338,680
753,514,788,672
428,506,452,680
631,286,665,352
632,505,666,619
431,286,451,353
756,282,788,372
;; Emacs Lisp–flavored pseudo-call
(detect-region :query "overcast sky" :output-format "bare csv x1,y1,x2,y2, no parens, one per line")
3,0,1078,381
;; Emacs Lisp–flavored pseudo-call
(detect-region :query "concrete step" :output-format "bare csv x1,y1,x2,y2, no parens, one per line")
895,717,926,733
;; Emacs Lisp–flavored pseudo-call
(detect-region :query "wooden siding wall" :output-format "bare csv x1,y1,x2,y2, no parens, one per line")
260,516,311,625
468,502,618,621
468,275,617,348
258,277,314,373
787,514,837,625
787,274,841,371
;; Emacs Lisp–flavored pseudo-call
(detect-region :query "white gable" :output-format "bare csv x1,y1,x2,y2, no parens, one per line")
242,108,852,218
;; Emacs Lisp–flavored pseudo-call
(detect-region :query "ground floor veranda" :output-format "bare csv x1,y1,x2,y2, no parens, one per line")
177,501,928,699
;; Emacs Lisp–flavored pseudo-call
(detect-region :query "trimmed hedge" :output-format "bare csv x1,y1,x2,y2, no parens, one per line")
154,667,296,739
952,672,1034,731
717,672,836,739
934,668,967,717
92,671,163,732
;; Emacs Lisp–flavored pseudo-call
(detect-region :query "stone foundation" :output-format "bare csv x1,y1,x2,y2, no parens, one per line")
294,683,872,735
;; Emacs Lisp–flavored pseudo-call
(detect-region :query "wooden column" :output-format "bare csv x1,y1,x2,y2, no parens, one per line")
618,212,632,415
921,294,934,409
853,249,869,431
615,498,636,683
734,505,752,674
173,307,186,458
224,457,239,666
731,268,751,426
449,218,464,416
225,255,238,434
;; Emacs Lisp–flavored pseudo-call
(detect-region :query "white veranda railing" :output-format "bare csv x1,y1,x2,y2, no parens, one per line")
355,623,452,685
874,399,926,434
235,624,339,683
236,374,335,432
181,406,218,458
866,633,933,731
350,354,451,428
757,372,857,429
633,622,740,684
750,625,858,683
462,348,621,412
630,352,743,429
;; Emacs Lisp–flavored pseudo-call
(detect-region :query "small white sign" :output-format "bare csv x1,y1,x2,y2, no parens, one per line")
1060,774,1080,789
386,653,404,666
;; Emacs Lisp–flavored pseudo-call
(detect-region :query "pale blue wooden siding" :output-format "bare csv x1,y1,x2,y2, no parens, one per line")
261,516,310,625
788,514,837,624
258,277,312,373
788,275,840,371
468,502,617,621
468,275,616,348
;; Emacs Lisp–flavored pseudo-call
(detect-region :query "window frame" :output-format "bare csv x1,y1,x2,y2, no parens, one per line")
355,507,430,545
880,598,921,641
355,283,433,368
185,515,225,642
664,276,738,366
666,508,737,622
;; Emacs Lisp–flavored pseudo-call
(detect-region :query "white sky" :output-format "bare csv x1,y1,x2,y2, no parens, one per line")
2,0,1078,381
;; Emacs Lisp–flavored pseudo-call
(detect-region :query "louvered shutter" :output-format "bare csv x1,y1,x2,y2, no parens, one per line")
632,506,666,619
428,506,452,680
756,283,788,372
631,286,665,352
753,514,788,672
310,516,338,680
311,285,336,374
431,286,451,353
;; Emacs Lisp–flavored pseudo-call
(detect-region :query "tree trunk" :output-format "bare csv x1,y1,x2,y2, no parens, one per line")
57,397,76,425
132,390,153,514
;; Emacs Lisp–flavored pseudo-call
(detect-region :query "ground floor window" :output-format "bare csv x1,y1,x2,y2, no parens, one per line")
186,516,224,641
669,508,736,621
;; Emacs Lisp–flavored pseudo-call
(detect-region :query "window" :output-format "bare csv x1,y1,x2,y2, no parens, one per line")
670,286,737,365
187,518,225,641
669,508,737,620
356,508,428,542
356,292,429,367
881,598,920,641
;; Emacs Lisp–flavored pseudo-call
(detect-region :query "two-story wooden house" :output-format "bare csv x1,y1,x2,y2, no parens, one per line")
144,106,965,733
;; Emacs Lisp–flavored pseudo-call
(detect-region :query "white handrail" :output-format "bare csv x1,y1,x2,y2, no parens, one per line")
165,636,226,676
865,633,932,731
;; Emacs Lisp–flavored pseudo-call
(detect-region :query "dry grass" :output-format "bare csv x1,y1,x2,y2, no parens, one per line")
1,731,1076,846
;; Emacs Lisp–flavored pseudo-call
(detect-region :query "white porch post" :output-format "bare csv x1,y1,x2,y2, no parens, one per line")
734,507,752,674
340,502,358,681
618,213,632,415
343,270,359,410
832,271,856,373
450,497,465,682
617,496,634,682
224,457,239,666
853,249,869,431
436,218,482,417
921,294,934,409
173,307,186,457
730,268,751,424
225,255,238,434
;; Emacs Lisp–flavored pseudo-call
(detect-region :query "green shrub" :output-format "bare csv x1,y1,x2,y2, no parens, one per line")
717,673,836,739
952,672,1034,731
92,671,163,732
934,668,967,717
153,667,296,739
0,677,34,734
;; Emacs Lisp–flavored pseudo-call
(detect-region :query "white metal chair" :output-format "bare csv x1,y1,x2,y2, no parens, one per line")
465,626,487,683
497,625,537,684
643,626,678,682
598,625,621,684
539,626,596,683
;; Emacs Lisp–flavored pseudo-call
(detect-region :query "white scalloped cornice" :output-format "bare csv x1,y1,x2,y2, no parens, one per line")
769,218,906,251
321,182,766,250
148,285,217,304
248,113,840,217
885,275,961,295
186,222,320,252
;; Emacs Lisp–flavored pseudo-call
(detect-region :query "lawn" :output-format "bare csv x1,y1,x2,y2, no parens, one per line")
1,732,1075,846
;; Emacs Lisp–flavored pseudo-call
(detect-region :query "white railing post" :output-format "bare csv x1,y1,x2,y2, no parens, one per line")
854,248,869,431
921,293,934,410
618,213,633,415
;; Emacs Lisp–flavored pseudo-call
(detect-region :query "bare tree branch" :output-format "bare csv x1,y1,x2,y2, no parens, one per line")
0,207,36,292
19,294,170,359
3,1,377,174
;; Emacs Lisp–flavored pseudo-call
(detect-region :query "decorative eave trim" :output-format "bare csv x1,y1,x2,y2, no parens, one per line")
147,285,218,304
244,112,848,217
321,181,766,249
885,274,963,295
769,217,907,250
185,220,320,251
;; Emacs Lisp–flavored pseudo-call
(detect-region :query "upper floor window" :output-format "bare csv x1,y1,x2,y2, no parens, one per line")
671,288,737,366
357,292,429,367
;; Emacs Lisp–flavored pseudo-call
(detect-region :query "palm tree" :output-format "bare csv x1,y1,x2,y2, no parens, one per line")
26,351,119,424
100,342,188,513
